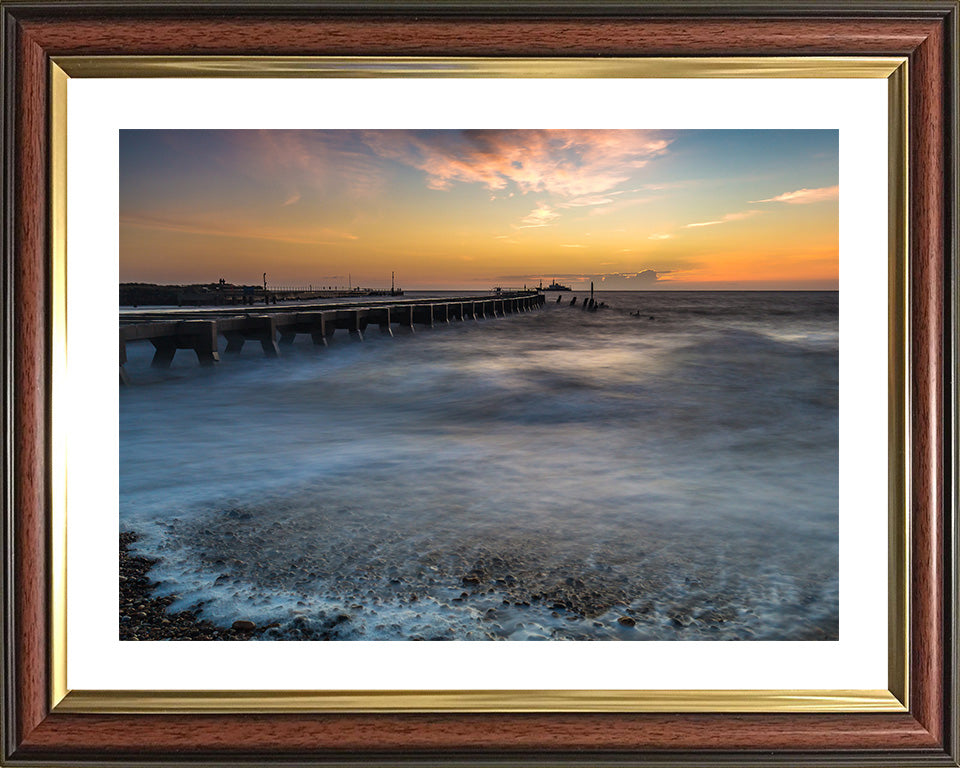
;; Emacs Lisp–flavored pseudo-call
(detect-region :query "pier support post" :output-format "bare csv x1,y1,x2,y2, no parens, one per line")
376,307,393,336
150,339,177,368
222,316,279,356
318,312,338,344
183,320,220,366
395,305,415,332
119,334,130,385
224,332,245,353
350,309,365,341
147,320,221,368
415,305,435,329
307,312,327,347
252,316,280,357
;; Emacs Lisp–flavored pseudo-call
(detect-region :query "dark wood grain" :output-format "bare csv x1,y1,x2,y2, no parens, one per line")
3,4,956,765
16,16,942,56
909,14,946,748
13,712,941,755
13,21,49,751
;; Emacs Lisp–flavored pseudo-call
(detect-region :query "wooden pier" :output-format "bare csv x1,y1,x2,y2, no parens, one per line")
119,291,545,384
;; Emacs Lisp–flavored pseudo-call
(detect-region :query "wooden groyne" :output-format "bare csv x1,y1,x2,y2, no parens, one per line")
119,291,545,384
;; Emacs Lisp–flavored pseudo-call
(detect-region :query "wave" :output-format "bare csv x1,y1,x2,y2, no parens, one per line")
120,292,839,640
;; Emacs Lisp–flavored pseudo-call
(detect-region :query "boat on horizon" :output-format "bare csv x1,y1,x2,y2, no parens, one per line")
540,279,572,292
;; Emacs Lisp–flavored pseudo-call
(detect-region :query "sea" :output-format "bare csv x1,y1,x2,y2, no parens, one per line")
119,290,839,641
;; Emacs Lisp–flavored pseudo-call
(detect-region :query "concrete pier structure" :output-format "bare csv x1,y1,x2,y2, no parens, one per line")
119,291,544,384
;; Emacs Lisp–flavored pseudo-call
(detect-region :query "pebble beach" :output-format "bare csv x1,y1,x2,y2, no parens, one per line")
120,532,271,641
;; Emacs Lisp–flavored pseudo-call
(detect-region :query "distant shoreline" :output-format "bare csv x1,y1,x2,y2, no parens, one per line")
118,286,840,312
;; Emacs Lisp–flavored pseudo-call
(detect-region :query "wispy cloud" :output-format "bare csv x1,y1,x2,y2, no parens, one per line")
232,130,388,200
281,192,301,207
751,185,839,204
648,233,673,240
363,129,672,203
586,195,654,218
684,210,760,228
519,203,561,228
561,195,615,208
559,243,585,248
121,212,358,246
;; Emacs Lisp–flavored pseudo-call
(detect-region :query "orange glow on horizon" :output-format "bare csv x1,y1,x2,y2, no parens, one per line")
121,129,840,290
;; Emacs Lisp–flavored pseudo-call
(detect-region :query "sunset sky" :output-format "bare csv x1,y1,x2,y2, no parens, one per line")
120,129,839,290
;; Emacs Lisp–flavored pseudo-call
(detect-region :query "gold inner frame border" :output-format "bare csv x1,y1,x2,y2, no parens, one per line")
49,55,909,714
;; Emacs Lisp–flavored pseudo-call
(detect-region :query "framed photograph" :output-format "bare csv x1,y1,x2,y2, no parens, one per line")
2,2,957,766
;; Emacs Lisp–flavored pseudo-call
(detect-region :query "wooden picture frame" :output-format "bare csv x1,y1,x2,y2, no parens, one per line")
2,2,957,765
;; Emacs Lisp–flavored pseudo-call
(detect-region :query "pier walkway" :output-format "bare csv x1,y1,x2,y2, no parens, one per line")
120,291,545,384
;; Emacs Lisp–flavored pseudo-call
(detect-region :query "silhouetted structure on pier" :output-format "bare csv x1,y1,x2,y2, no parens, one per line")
120,281,403,308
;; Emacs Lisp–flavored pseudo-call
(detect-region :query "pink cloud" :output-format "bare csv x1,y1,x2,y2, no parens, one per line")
361,130,671,202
